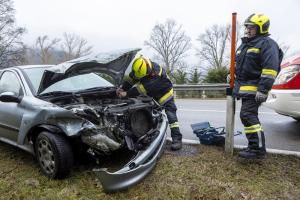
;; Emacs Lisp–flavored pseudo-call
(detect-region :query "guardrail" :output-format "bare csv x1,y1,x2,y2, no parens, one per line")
173,84,229,91
173,84,230,98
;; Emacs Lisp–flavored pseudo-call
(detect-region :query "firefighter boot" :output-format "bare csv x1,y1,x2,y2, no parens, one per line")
238,147,266,159
171,139,182,151
239,130,266,159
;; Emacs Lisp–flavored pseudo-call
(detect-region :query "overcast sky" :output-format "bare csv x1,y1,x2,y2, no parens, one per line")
13,0,300,65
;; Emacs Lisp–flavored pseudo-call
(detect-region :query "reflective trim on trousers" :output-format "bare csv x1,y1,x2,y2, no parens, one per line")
169,122,179,129
244,124,263,134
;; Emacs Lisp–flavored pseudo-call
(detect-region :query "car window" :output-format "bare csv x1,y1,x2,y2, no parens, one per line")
23,67,115,94
23,68,46,93
0,71,23,96
42,73,113,93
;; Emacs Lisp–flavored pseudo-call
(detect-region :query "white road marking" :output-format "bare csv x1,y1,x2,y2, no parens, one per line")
167,137,300,156
178,108,277,115
179,109,225,113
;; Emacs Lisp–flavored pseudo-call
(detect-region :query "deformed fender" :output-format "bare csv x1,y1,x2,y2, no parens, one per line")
18,104,89,145
93,114,168,193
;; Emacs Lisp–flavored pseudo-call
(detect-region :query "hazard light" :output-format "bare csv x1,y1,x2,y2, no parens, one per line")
272,65,300,89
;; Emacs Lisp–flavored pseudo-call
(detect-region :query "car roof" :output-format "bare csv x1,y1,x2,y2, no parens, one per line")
0,65,54,72
15,65,54,69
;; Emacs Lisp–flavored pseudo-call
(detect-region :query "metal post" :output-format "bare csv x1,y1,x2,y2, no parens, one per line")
225,90,235,154
225,13,237,154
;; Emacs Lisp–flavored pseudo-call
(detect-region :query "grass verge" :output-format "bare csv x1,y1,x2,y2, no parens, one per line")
0,142,300,200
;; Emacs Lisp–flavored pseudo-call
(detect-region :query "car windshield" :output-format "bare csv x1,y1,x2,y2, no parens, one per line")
23,67,114,95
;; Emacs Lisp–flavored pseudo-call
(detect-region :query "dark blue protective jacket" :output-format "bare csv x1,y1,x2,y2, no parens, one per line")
122,62,174,105
233,35,283,98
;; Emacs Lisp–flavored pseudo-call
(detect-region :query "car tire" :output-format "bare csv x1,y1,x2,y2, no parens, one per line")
35,131,73,179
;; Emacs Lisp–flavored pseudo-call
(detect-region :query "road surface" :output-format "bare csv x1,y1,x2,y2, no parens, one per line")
167,99,300,151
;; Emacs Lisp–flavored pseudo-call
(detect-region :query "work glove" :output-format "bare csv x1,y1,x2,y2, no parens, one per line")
116,88,124,96
255,91,268,103
116,88,127,98
118,91,127,98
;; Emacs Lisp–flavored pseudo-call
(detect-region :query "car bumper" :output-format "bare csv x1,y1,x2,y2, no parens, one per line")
265,89,300,118
93,114,168,193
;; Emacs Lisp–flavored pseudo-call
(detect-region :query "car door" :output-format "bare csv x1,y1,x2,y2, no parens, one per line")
0,70,25,142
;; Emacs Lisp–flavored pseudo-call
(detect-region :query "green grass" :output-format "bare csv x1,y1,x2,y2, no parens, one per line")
0,142,300,200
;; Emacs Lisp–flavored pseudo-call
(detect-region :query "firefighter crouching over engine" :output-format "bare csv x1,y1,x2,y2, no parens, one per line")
116,56,183,151
234,13,283,160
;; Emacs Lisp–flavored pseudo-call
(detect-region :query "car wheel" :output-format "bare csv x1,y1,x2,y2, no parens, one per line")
35,131,73,179
292,117,300,122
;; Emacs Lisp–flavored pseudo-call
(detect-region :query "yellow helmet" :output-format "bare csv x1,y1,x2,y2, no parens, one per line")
131,56,153,79
244,13,270,34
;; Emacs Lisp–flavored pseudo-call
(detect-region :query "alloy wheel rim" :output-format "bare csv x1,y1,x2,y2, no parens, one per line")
38,138,55,175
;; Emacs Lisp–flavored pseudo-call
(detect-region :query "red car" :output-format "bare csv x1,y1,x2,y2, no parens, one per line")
265,55,300,121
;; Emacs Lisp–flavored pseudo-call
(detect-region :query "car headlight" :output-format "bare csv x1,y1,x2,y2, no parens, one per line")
274,65,300,85
273,65,300,89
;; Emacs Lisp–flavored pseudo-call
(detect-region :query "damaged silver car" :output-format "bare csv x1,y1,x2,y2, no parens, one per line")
0,48,168,192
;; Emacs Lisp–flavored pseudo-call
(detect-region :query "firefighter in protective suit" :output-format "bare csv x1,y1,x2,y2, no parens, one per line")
116,56,183,150
234,13,283,159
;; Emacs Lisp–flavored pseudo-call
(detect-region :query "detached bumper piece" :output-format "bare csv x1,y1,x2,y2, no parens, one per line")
93,114,168,193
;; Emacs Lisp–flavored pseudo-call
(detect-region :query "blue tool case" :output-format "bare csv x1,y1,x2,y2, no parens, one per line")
191,122,226,146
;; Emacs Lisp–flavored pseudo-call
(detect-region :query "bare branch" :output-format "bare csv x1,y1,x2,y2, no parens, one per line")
61,32,92,61
196,23,242,70
0,0,26,68
35,35,60,64
144,19,191,71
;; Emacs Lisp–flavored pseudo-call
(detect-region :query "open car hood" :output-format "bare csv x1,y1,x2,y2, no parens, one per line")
37,48,141,94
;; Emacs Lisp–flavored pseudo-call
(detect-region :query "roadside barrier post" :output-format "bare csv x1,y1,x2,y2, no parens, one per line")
225,13,237,155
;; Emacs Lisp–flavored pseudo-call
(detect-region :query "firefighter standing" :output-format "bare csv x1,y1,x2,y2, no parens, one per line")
116,56,183,151
234,13,283,159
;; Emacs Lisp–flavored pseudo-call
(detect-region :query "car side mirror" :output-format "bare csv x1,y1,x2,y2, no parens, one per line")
0,92,21,103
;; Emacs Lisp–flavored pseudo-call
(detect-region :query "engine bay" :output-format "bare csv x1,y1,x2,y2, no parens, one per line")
43,91,162,154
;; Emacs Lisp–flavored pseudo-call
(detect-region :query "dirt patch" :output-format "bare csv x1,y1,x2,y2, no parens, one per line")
165,143,199,156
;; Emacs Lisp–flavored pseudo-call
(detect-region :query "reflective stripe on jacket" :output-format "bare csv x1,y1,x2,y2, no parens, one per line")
233,35,282,97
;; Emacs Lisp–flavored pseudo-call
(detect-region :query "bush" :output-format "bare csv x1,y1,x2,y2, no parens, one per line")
203,67,229,83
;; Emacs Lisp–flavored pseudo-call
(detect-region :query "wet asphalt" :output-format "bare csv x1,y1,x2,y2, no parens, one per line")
167,99,300,152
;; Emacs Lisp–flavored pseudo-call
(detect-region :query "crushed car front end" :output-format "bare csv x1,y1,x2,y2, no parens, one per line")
94,112,167,192
39,89,168,192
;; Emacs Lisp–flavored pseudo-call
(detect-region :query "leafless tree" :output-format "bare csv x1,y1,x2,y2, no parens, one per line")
35,35,60,64
61,32,92,61
144,19,192,72
196,24,231,69
196,21,244,71
277,42,290,58
0,0,26,68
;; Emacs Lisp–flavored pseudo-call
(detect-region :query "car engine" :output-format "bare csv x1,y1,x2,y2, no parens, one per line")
47,93,162,154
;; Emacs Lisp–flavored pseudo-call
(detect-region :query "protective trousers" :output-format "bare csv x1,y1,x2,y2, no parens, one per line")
164,98,182,141
240,98,266,150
